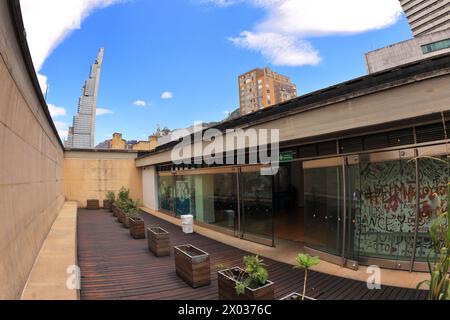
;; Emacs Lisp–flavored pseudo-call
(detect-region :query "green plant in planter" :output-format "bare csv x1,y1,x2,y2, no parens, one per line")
106,191,115,205
126,206,142,220
235,255,269,295
117,187,130,202
294,253,320,300
417,186,450,300
116,187,136,212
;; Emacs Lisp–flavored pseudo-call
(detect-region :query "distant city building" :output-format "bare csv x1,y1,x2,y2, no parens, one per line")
365,28,450,73
400,0,449,37
66,48,104,149
95,133,159,151
238,67,297,115
365,1,449,73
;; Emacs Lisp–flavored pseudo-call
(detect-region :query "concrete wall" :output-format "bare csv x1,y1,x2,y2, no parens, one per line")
250,74,450,142
64,150,143,207
0,2,65,299
365,29,450,73
142,166,157,210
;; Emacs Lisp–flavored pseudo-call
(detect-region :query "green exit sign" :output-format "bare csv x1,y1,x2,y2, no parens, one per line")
279,151,295,162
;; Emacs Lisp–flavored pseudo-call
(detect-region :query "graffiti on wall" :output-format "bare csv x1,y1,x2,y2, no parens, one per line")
356,157,448,259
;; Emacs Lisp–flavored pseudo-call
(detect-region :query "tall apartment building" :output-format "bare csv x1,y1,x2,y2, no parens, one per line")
239,67,297,115
400,0,449,37
365,1,449,73
66,48,104,149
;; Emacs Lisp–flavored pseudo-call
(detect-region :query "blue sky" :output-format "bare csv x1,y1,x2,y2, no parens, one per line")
21,0,412,145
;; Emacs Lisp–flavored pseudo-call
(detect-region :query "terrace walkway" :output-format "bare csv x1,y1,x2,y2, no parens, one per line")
77,209,428,300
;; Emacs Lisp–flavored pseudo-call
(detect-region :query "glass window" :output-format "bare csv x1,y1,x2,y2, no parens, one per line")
421,38,450,54
356,157,416,261
415,156,449,261
193,173,239,234
241,171,274,242
158,175,174,213
174,175,196,217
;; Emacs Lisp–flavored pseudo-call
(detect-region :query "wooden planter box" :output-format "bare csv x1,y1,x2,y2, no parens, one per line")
117,208,124,223
218,267,274,300
112,204,117,216
103,200,112,211
279,292,316,301
86,199,100,210
129,217,145,239
147,227,170,257
174,245,210,288
123,214,130,229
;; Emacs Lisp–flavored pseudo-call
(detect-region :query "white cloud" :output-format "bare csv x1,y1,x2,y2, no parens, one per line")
20,0,125,71
48,104,68,139
48,104,67,118
227,0,403,66
229,31,321,66
37,74,49,94
255,0,402,36
161,92,173,100
53,121,69,140
20,0,125,93
96,108,114,115
133,99,147,107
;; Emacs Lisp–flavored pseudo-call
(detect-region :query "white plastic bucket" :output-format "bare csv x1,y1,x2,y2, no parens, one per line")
181,215,194,234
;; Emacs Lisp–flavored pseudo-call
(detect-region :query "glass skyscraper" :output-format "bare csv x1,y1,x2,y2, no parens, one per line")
66,48,104,149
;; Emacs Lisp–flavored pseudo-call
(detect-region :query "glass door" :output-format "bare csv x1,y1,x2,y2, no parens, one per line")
345,155,362,264
303,157,344,256
238,166,274,246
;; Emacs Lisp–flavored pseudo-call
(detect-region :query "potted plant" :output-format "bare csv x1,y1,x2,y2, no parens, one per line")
280,253,320,300
115,187,131,224
123,210,131,228
218,255,274,300
174,245,210,288
122,199,141,229
104,191,115,212
128,208,145,239
147,227,170,257
117,207,125,223
114,187,134,224
417,189,450,300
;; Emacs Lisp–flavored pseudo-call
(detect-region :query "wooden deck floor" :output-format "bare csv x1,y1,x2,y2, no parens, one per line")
77,209,427,300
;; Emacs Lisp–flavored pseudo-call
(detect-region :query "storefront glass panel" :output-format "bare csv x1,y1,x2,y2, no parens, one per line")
174,175,196,217
192,172,239,235
158,174,174,213
416,155,449,261
356,151,416,264
240,170,274,245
